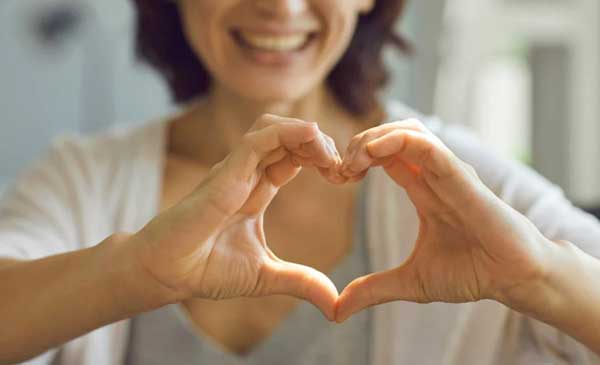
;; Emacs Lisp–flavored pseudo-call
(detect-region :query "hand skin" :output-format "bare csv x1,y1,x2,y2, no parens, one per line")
0,115,345,364
335,119,600,355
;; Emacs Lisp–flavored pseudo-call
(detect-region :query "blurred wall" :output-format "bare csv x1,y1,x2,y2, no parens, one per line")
0,0,173,188
434,0,600,206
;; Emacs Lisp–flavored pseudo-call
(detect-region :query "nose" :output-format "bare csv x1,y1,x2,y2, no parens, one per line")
254,0,309,19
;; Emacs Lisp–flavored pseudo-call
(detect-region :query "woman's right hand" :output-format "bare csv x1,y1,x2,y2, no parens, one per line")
130,114,343,319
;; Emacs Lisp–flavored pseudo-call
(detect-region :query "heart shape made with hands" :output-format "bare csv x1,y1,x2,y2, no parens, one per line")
146,114,524,327
194,115,481,323
197,115,471,322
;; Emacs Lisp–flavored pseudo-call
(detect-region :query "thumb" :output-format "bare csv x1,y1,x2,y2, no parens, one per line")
261,260,339,321
335,264,422,323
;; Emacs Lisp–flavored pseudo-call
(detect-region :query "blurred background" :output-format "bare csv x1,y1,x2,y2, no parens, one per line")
0,0,599,211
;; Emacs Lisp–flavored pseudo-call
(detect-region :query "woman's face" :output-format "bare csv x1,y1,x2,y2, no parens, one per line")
179,0,374,103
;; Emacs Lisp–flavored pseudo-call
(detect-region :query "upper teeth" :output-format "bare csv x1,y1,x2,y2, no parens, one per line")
240,32,309,52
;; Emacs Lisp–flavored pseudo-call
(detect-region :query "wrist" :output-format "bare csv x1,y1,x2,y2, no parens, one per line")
95,233,183,315
495,237,572,323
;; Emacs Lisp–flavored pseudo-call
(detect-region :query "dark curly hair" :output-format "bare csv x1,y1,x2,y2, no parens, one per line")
132,0,409,116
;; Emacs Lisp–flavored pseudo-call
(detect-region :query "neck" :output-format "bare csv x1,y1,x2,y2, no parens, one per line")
169,83,378,165
211,83,332,125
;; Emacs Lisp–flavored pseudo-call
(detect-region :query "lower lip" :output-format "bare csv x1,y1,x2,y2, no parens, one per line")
232,32,317,67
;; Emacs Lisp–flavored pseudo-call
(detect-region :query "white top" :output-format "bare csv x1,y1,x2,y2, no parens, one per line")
1,101,599,365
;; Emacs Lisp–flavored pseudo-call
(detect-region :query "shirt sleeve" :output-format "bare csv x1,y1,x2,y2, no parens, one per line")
438,121,600,363
0,137,89,261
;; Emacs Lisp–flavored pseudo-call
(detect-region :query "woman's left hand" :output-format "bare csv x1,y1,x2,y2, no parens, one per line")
335,119,554,322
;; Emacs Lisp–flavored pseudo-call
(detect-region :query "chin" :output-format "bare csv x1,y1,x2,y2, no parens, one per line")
230,78,316,104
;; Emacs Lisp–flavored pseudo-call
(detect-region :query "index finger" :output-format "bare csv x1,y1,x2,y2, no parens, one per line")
226,122,320,182
366,129,455,179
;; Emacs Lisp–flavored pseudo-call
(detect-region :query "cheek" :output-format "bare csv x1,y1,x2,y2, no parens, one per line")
180,1,228,71
318,3,359,68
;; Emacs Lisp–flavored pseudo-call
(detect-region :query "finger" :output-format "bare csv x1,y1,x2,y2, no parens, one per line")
366,129,455,179
336,264,422,323
249,114,308,132
362,119,430,137
292,132,344,183
345,170,368,183
262,260,339,321
341,133,365,174
240,157,304,215
252,114,341,170
225,122,319,183
258,147,287,169
370,155,396,167
266,154,303,187
318,166,348,185
295,131,341,169
383,159,420,188
341,120,427,176
197,123,317,218
367,130,490,213
342,134,370,176
241,156,303,215
290,155,315,167
384,160,450,215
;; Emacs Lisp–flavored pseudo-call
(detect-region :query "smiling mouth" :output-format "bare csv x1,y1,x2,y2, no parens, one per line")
232,30,318,53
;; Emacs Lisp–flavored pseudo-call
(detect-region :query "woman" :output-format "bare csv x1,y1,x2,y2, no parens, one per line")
1,0,599,364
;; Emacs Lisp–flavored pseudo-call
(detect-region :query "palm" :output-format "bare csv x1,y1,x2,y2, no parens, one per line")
404,210,517,304
191,174,282,300
407,218,487,303
199,217,265,296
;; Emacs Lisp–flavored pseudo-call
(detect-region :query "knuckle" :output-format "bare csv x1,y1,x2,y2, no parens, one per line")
351,133,364,145
258,113,276,123
404,118,427,131
389,128,404,137
363,130,377,141
254,113,281,129
356,132,370,148
240,133,265,157
289,117,310,125
252,115,270,130
420,144,435,163
240,133,256,148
